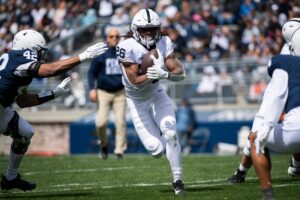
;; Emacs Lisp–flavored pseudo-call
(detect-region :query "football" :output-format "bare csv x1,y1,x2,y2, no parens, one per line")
139,49,158,74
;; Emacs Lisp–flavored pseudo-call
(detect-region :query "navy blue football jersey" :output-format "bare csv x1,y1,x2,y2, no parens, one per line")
268,55,300,113
0,49,38,107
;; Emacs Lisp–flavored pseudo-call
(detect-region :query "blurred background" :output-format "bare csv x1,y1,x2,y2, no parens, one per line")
0,0,299,156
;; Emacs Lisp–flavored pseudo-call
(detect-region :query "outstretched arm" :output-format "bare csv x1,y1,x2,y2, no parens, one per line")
32,43,108,78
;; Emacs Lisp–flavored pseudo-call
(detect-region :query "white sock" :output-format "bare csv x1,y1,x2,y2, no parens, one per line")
165,136,183,182
6,150,24,181
172,170,183,183
239,163,249,172
292,158,300,168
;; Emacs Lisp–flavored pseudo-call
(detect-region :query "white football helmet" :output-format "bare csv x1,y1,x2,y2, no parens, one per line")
12,29,48,61
282,18,300,44
290,28,300,56
131,9,161,49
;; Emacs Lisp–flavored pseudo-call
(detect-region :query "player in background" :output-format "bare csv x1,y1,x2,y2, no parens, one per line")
116,9,186,195
227,18,300,184
249,27,300,200
0,29,107,191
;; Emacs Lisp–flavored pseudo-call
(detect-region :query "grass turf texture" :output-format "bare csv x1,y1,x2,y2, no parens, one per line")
0,154,299,200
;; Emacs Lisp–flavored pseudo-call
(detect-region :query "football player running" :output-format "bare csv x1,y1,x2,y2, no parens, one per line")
249,26,300,200
116,9,186,195
0,29,107,191
227,18,300,184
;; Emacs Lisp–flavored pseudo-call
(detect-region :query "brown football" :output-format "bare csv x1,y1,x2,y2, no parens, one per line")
139,49,158,75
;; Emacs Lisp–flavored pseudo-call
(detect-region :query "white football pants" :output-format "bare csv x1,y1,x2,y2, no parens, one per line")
126,89,182,179
243,107,300,155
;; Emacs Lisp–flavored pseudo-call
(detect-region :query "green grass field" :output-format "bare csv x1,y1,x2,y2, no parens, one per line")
0,154,299,200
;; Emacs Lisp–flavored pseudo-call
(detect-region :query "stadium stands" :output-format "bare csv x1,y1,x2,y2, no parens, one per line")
1,0,299,110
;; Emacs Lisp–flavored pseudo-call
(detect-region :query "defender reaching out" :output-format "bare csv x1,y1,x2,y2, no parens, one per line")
0,29,107,191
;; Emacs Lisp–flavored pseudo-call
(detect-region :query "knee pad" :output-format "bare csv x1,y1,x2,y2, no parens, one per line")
160,116,176,134
144,138,164,158
11,138,30,154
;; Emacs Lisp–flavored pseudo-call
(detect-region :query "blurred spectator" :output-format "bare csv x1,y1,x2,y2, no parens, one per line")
17,5,34,28
184,52,197,77
209,27,230,59
98,0,114,17
64,72,86,108
167,27,187,59
109,7,129,26
186,14,209,40
196,65,219,96
239,0,255,19
176,98,196,155
248,76,267,103
81,9,98,27
218,67,233,87
53,1,67,28
60,24,74,54
218,67,234,101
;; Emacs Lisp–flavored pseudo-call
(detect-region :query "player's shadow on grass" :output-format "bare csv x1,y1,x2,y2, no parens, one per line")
0,191,97,199
272,177,300,184
160,187,222,193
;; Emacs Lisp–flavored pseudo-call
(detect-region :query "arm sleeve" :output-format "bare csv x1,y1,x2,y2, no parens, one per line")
260,69,288,134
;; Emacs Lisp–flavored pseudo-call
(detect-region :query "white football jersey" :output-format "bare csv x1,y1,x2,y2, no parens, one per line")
117,36,174,100
280,43,290,55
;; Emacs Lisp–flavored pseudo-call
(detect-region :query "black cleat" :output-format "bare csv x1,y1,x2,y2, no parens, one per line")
172,180,186,195
288,161,300,177
116,154,123,160
227,169,246,184
99,146,108,160
1,174,36,191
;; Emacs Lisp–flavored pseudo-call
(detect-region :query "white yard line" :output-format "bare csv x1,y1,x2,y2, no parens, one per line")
0,176,298,195
24,166,143,175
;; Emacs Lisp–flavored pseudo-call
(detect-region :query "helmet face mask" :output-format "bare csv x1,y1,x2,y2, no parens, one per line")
12,29,48,61
131,9,161,49
34,46,48,62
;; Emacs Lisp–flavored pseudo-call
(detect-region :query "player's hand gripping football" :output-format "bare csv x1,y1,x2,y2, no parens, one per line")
79,42,108,62
53,77,71,98
255,129,269,154
147,49,169,79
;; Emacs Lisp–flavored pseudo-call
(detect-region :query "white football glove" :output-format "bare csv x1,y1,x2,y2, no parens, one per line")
53,77,71,98
146,49,169,79
147,66,169,79
79,42,108,62
255,130,269,154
